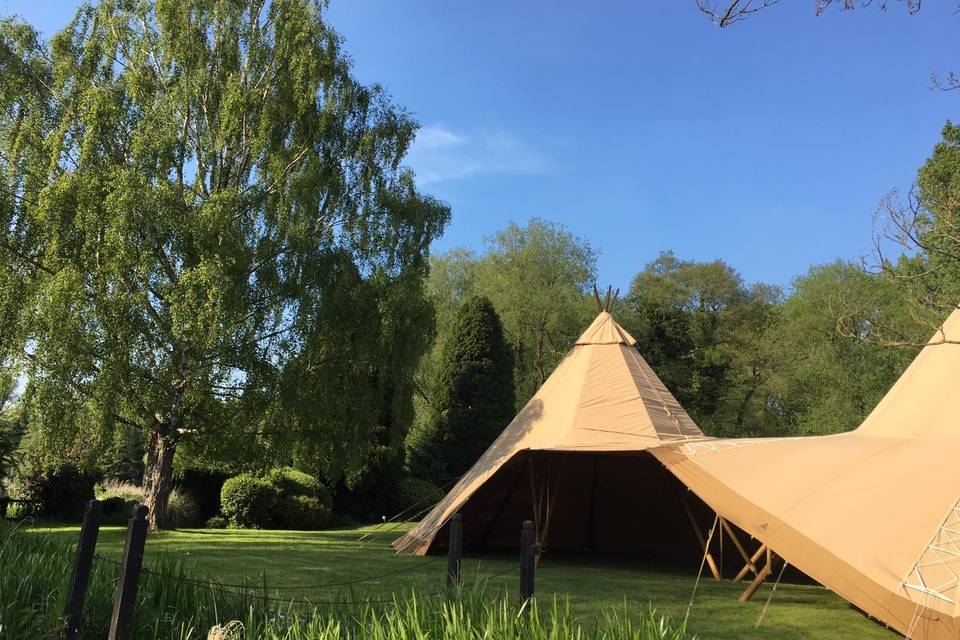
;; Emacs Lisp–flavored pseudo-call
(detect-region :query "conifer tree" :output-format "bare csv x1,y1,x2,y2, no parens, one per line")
407,296,514,483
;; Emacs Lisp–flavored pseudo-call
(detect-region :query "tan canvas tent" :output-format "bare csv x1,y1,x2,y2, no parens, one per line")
652,308,960,640
394,310,710,559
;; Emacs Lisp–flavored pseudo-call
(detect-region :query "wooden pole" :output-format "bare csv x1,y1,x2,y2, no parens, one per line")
739,548,775,602
108,504,149,640
447,513,463,588
720,518,758,578
608,288,620,314
520,520,540,607
592,286,603,313
677,489,721,581
734,543,767,582
64,499,102,639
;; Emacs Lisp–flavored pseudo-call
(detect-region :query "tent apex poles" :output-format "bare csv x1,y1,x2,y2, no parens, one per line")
592,285,621,313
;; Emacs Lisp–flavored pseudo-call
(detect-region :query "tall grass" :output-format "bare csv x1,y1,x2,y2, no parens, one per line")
0,521,691,639
95,479,143,502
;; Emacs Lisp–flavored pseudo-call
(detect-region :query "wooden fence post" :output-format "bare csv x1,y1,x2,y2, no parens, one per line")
64,499,102,639
519,520,540,608
447,512,463,588
108,504,149,640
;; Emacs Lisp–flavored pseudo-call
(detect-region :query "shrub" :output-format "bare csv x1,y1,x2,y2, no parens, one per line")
266,467,330,504
99,496,137,525
389,476,444,517
272,495,332,530
264,467,333,529
174,468,231,521
15,460,100,522
220,474,278,528
167,489,202,528
204,515,228,529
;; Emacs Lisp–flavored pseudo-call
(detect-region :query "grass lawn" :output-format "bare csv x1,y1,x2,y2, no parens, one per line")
32,522,896,640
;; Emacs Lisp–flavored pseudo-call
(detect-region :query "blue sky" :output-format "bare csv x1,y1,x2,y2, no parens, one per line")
3,1,957,291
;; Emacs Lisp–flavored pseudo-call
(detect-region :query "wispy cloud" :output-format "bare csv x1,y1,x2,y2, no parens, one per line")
406,124,550,185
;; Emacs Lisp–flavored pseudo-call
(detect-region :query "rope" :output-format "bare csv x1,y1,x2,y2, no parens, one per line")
355,477,460,543
92,553,513,608
754,560,788,627
685,515,719,620
903,593,929,640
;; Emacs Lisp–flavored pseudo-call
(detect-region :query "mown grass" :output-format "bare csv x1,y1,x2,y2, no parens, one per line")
21,521,896,639
3,520,686,640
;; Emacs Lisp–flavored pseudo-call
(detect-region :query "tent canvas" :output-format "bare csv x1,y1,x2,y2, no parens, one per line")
394,311,711,559
652,308,960,640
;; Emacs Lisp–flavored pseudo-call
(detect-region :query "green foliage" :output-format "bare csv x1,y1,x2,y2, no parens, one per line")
0,0,448,528
174,468,232,521
274,494,333,530
620,253,926,438
14,455,100,521
388,476,443,516
266,467,332,529
762,262,923,435
476,219,598,403
205,515,229,529
0,416,18,489
407,296,515,483
0,383,25,487
267,467,323,502
99,496,136,525
167,488,203,528
221,474,279,529
420,220,597,417
621,252,781,437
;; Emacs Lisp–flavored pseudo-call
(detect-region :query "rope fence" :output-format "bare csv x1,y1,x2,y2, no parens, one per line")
89,548,516,609
92,553,441,592
44,497,539,634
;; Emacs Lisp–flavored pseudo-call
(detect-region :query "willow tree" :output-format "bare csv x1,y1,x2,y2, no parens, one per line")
0,0,449,528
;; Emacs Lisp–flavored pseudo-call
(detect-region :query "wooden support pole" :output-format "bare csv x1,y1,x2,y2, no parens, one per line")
677,489,721,581
734,543,767,582
108,504,149,640
739,548,775,602
64,499,102,639
720,518,758,578
447,513,463,588
519,520,540,608
592,286,603,313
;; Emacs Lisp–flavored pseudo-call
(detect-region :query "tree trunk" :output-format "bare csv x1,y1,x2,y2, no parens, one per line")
141,429,177,531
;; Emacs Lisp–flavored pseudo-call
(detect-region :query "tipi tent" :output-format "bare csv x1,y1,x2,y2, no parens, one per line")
652,308,960,640
394,310,709,558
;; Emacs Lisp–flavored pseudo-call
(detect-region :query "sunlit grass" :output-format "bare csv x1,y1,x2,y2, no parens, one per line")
25,521,896,639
